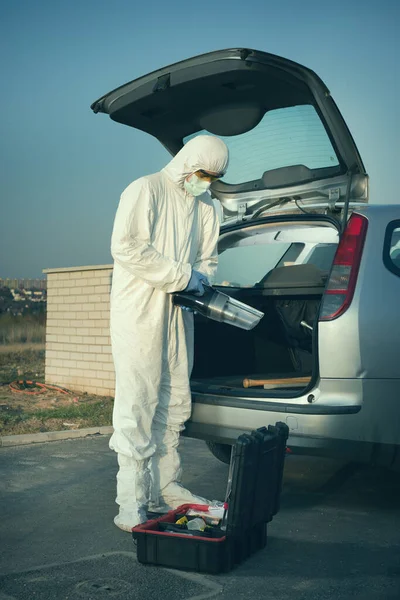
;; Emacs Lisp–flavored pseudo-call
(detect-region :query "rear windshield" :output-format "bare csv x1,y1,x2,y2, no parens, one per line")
184,105,340,185
215,224,339,288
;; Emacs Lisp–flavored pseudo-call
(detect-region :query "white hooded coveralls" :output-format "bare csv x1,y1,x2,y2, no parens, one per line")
109,136,229,529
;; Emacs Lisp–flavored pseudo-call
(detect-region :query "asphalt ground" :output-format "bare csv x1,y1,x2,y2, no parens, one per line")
1,435,399,599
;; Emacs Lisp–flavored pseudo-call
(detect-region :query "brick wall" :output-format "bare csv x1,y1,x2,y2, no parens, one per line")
44,265,115,396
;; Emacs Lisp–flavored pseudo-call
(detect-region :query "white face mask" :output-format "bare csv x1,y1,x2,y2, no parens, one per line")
184,173,212,197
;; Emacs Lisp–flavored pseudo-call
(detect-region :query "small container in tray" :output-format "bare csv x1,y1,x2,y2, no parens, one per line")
132,422,289,573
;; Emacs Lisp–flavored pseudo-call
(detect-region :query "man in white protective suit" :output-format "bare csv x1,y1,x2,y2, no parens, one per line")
109,135,229,531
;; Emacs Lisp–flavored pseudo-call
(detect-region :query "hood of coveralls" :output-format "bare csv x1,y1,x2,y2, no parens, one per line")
162,135,229,190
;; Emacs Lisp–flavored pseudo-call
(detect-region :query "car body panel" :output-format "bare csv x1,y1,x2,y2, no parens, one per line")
319,206,400,380
91,48,364,170
187,205,400,466
91,48,368,221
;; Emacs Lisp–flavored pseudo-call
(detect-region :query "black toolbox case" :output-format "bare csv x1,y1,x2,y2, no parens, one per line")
132,422,289,574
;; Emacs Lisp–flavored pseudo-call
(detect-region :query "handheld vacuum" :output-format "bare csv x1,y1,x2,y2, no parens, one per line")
173,285,264,331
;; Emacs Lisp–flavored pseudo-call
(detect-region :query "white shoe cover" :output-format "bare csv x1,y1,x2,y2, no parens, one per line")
149,482,221,513
114,506,148,532
149,426,221,511
114,454,150,532
160,482,212,510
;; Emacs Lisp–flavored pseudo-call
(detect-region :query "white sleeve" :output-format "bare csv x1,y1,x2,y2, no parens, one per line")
192,202,220,283
111,179,192,293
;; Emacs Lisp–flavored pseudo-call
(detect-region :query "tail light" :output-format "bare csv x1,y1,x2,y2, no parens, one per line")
320,213,368,321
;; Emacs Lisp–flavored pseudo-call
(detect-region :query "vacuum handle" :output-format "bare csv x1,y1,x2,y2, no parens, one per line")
202,283,214,293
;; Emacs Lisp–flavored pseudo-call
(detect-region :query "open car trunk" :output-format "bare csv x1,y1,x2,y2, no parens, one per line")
191,293,319,390
91,48,368,393
191,217,339,395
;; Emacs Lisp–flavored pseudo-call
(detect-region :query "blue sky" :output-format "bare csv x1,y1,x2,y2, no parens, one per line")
0,0,398,278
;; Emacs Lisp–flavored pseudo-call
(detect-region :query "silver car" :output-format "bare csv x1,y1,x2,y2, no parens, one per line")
92,49,400,469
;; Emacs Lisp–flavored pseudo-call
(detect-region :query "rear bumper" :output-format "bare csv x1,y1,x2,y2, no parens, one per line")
185,378,400,464
183,421,367,457
183,422,400,468
190,392,361,415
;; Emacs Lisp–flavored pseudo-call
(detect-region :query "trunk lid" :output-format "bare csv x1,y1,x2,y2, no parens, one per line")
91,48,368,225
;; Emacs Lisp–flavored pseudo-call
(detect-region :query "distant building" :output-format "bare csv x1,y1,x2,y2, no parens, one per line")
8,288,46,302
0,278,47,290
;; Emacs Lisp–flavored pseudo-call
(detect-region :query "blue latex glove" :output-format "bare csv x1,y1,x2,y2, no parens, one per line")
183,270,209,296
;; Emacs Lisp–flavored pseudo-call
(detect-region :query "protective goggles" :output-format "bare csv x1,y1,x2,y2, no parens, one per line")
197,169,225,182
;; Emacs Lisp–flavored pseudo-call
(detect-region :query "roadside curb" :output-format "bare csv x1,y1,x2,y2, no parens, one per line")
0,426,114,447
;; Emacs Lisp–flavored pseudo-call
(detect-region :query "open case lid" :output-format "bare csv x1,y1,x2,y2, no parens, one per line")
226,423,289,537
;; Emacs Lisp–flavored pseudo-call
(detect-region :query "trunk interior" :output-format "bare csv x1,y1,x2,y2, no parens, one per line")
191,292,320,394
191,218,339,396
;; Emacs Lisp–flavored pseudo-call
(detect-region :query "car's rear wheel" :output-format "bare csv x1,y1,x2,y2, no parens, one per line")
206,441,232,465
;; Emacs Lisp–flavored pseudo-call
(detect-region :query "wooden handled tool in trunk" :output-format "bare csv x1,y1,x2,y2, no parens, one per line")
243,376,311,388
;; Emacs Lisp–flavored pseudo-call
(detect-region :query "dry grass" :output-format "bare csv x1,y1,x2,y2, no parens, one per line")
0,343,45,354
0,346,45,384
0,397,114,435
0,313,46,345
0,345,114,435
